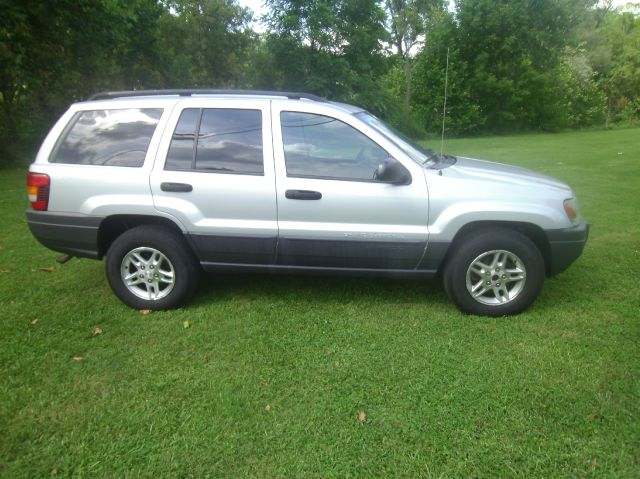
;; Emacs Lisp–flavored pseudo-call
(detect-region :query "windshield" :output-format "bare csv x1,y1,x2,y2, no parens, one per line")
354,111,437,166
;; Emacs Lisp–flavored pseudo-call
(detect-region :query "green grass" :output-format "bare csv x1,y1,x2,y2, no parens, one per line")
1,128,639,478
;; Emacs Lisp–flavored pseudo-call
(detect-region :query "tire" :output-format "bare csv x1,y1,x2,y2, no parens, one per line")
105,225,200,310
443,227,545,316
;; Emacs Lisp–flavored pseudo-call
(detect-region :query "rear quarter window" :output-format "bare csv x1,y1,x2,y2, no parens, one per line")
50,108,163,167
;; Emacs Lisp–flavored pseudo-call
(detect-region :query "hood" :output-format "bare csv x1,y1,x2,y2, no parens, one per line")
446,156,571,192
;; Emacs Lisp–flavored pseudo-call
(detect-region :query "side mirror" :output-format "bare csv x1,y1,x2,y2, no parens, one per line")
374,159,412,185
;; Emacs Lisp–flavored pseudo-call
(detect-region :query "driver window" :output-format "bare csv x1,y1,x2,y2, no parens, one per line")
281,111,391,181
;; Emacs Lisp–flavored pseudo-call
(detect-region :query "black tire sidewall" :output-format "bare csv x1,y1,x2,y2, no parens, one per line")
105,226,199,310
444,228,545,316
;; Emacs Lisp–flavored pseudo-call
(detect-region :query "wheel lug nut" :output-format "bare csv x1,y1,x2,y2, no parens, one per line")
502,275,506,279
486,281,491,285
148,279,152,283
496,282,501,287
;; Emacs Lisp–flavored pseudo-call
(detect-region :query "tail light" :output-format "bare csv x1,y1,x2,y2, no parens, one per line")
27,173,50,211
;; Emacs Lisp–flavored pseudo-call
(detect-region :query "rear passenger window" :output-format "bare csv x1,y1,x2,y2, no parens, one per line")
51,109,163,167
165,108,263,175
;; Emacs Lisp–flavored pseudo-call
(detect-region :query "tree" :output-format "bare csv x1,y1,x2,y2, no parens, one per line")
263,0,391,114
411,10,483,134
583,8,640,124
385,0,444,130
159,0,256,88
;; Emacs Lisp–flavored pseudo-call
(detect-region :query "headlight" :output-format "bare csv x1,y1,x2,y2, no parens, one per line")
563,198,578,223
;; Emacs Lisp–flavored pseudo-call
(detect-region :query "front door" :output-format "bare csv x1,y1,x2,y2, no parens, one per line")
271,101,430,271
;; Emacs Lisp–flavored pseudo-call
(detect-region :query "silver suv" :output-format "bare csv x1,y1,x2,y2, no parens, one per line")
26,90,588,316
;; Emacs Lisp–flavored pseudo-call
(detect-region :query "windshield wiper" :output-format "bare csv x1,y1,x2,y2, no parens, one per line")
420,148,439,165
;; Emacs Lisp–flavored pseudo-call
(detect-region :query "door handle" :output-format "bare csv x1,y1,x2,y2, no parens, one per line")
285,189,322,200
161,182,193,193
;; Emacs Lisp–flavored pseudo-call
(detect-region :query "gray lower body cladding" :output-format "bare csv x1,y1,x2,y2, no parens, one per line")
545,221,589,276
189,234,436,276
26,211,102,259
25,211,588,279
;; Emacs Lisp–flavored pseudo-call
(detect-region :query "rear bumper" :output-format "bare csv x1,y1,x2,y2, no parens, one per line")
545,221,589,276
26,211,103,259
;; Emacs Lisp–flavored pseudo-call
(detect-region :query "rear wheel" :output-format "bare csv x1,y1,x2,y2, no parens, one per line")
443,228,545,316
106,225,199,310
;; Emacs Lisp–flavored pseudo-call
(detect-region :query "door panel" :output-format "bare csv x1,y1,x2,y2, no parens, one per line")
150,99,277,265
271,101,430,270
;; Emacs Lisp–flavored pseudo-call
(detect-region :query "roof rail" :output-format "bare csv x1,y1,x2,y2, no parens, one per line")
87,89,327,102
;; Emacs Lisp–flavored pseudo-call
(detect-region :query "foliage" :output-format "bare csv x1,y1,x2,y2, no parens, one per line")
384,0,445,132
412,0,590,133
262,0,392,116
554,50,607,128
584,9,640,124
158,0,255,88
410,10,484,135
404,0,637,134
386,0,443,56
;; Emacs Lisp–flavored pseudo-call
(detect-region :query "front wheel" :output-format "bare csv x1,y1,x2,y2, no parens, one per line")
443,228,545,316
106,225,200,310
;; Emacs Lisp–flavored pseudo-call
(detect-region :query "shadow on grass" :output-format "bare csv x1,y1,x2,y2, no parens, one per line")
190,271,449,308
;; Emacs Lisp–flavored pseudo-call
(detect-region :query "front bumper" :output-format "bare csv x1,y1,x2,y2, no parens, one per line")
545,221,589,276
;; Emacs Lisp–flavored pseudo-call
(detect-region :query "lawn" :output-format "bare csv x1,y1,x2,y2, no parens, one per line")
1,128,638,478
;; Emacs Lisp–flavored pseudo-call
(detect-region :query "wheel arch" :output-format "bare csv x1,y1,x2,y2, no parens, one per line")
438,221,552,276
97,215,191,259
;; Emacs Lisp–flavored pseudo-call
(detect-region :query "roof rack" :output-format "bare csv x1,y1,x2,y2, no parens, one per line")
88,89,327,102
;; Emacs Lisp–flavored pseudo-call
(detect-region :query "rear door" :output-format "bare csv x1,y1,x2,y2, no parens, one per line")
271,101,430,270
150,98,277,266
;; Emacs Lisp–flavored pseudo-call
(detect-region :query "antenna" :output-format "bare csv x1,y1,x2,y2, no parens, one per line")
440,47,450,159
